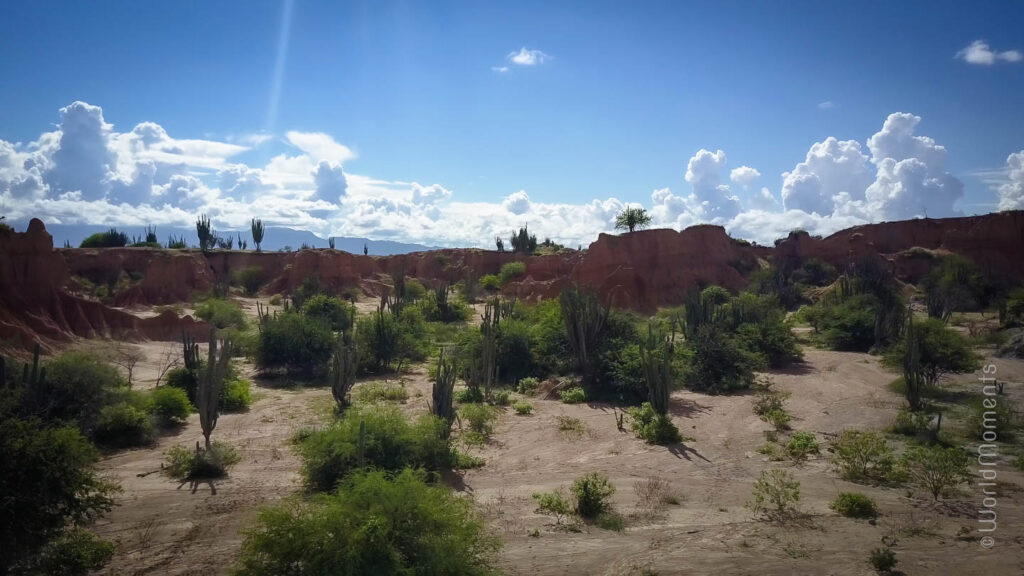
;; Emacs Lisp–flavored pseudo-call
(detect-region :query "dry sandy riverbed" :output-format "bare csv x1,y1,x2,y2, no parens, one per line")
88,337,1024,575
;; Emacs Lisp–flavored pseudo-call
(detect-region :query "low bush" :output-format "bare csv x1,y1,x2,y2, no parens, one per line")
869,546,898,574
830,430,896,484
461,403,499,443
786,431,819,461
92,402,155,448
888,408,935,437
234,468,500,576
829,492,878,519
533,490,574,527
764,409,791,431
479,274,501,292
498,261,527,285
901,445,971,500
965,398,1016,439
165,441,241,480
455,387,485,404
234,266,265,296
165,365,199,403
748,469,800,521
572,472,615,519
194,298,247,329
490,389,511,406
596,511,626,532
556,416,586,439
257,312,334,376
24,351,126,433
80,228,128,248
354,381,409,404
517,377,539,395
30,528,116,576
303,294,354,332
627,402,682,445
219,378,253,412
559,386,586,404
149,386,192,425
513,401,533,415
297,405,453,492
683,326,759,393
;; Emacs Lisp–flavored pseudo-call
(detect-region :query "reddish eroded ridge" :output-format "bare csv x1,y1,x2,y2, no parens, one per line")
2,212,1023,351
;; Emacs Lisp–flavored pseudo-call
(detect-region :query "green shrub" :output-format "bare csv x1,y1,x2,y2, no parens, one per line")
303,294,354,332
559,386,586,404
165,441,241,480
748,469,800,521
80,228,128,248
526,298,572,375
149,386,192,425
498,261,527,285
92,402,155,448
888,408,934,437
26,351,126,432
765,409,791,431
0,405,116,574
165,365,199,403
786,431,819,461
460,403,499,443
965,398,1016,439
901,445,971,500
490,389,511,406
257,312,335,376
830,430,896,484
405,278,427,301
234,266,265,296
517,377,540,395
683,326,759,393
495,318,536,382
571,472,615,519
869,546,898,573
829,492,878,519
455,387,485,404
479,274,501,292
513,401,533,415
556,416,586,438
234,468,500,576
735,317,803,368
752,383,789,417
818,294,881,352
596,511,626,532
297,405,453,492
220,378,253,412
194,298,247,329
532,489,573,525
30,528,115,576
355,381,409,404
627,402,682,445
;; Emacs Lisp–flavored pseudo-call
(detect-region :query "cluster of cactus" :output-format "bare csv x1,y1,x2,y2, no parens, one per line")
197,331,233,449
640,323,674,416
559,284,608,386
196,214,214,253
251,217,264,253
432,281,451,317
0,344,45,388
330,321,358,410
468,300,500,398
182,331,200,373
255,301,275,333
371,297,399,371
430,348,458,437
328,237,336,249
679,292,726,341
901,312,927,412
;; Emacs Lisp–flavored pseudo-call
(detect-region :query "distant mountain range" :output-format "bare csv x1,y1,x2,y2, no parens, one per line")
14,222,437,255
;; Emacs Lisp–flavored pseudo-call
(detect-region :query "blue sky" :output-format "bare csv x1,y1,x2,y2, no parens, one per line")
1,1,1023,246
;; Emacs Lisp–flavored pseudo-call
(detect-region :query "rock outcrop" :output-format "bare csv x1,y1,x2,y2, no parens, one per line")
2,212,1022,352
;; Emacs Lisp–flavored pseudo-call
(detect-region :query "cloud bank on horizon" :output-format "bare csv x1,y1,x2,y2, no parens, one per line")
0,100,1021,248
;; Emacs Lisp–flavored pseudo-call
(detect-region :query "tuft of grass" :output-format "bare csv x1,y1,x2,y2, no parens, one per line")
355,381,409,404
556,415,586,439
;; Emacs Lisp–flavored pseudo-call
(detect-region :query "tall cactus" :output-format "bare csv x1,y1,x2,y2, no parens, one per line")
640,323,673,416
432,348,457,437
559,284,608,387
197,331,233,449
330,324,358,410
182,331,200,373
251,217,264,253
196,213,213,253
469,299,500,398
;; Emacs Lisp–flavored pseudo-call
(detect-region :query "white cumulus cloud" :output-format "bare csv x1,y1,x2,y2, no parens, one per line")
507,47,550,66
956,40,1023,65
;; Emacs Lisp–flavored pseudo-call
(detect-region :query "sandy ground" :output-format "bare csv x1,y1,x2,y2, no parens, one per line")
84,321,1024,575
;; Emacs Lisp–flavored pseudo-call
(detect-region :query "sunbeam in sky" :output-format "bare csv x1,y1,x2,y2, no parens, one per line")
266,0,295,132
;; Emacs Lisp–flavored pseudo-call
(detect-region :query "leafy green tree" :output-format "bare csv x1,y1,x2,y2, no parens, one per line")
0,401,117,574
257,312,335,376
883,316,981,411
922,255,986,322
614,206,652,233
